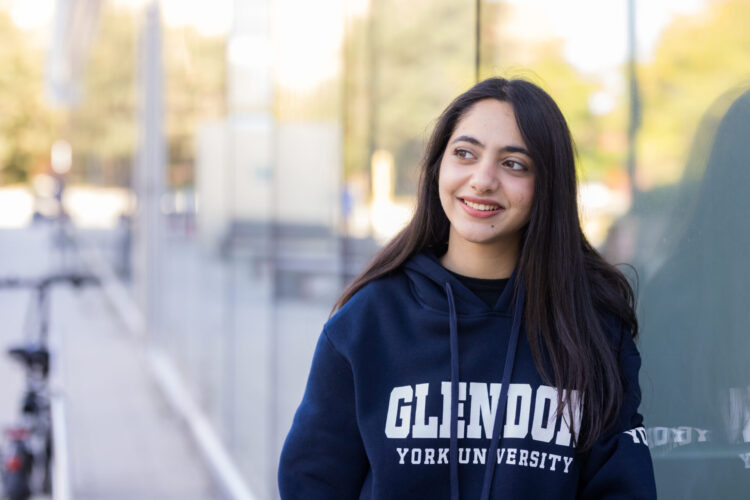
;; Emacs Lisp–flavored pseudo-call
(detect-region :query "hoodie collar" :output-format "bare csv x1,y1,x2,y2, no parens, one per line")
404,250,518,315
406,250,526,500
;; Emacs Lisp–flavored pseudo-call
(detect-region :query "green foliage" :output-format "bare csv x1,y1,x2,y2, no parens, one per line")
69,5,137,185
0,12,61,184
342,0,476,194
638,0,750,187
341,0,623,191
70,5,226,187
517,44,607,180
480,3,618,182
163,25,226,186
5,0,743,194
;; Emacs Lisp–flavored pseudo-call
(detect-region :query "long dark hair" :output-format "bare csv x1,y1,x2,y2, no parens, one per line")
332,77,637,452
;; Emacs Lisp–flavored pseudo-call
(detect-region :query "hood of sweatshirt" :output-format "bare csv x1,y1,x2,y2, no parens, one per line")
403,251,520,315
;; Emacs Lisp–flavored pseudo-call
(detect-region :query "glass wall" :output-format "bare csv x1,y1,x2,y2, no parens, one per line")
72,0,750,498
615,1,750,496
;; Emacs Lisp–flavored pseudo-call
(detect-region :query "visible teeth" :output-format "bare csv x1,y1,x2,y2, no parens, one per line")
463,199,500,211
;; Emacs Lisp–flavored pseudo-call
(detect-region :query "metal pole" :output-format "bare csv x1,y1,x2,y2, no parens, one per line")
626,0,640,199
475,0,481,82
135,1,166,339
341,0,352,289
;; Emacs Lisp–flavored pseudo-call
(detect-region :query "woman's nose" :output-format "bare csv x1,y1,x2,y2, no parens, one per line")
469,159,499,193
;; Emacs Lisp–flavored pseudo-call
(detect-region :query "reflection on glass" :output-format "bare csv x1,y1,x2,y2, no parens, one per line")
636,88,750,499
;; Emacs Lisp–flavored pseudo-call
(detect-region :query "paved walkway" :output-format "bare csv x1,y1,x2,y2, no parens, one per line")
0,225,219,499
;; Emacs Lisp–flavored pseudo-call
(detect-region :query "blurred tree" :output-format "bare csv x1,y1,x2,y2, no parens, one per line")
69,4,226,187
341,0,619,197
69,5,137,186
0,12,61,184
237,0,624,201
163,25,226,187
342,0,476,196
481,2,616,182
637,0,750,188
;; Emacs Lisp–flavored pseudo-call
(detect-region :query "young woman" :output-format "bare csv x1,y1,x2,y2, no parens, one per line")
278,77,657,499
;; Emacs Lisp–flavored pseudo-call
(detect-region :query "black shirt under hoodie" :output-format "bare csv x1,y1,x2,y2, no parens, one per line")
445,269,509,309
278,251,657,499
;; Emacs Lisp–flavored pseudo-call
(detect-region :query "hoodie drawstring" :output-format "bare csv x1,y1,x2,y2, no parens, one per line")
479,280,525,500
444,282,460,500
444,280,526,500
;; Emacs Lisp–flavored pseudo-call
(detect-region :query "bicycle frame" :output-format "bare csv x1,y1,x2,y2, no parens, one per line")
0,274,98,500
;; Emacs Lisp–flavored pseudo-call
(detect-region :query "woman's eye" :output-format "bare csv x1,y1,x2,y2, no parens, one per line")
504,159,526,171
454,148,474,160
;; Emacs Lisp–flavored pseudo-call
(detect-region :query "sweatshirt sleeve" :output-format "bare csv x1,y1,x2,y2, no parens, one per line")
577,330,657,499
278,328,369,499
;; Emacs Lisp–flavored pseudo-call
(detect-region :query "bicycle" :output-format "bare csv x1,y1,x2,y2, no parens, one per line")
0,274,98,500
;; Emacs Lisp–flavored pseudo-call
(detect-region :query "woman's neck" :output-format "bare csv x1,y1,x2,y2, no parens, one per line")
439,236,519,279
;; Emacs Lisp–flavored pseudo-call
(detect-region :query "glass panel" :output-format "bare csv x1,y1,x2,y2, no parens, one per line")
624,1,750,497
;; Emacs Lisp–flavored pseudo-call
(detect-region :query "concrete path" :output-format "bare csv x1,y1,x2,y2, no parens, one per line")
0,225,219,499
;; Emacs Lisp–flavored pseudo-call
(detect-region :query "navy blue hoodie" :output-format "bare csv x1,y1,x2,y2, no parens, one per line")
278,251,656,499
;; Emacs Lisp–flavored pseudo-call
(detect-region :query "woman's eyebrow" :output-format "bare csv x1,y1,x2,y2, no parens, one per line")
450,135,484,148
450,135,530,156
500,145,531,156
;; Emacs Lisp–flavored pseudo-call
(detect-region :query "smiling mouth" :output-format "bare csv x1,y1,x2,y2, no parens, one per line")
460,198,502,211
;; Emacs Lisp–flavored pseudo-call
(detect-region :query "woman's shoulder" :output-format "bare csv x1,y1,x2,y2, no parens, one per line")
326,269,411,324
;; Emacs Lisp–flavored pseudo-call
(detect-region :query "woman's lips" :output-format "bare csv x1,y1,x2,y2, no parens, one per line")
459,197,504,218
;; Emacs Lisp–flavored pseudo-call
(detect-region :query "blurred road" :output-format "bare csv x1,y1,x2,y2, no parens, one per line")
0,225,219,499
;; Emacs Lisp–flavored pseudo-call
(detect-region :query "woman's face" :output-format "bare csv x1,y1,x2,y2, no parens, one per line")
438,99,535,253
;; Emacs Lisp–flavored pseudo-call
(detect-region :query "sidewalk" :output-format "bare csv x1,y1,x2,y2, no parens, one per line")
0,225,219,499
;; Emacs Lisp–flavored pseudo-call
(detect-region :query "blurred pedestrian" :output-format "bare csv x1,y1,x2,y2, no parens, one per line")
278,77,656,499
